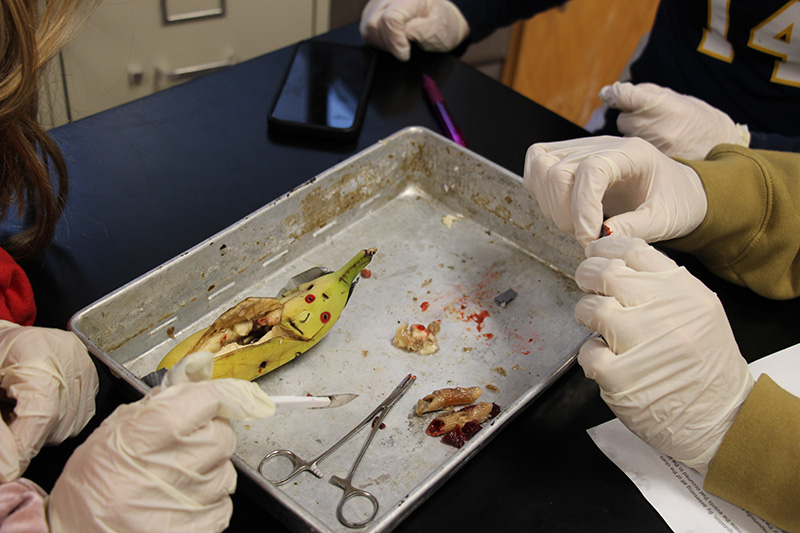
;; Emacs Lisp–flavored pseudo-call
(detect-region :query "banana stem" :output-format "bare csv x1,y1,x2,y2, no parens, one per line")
336,247,377,286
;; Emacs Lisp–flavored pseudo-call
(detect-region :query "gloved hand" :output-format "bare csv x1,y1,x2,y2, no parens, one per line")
523,136,707,247
0,322,98,482
0,478,49,533
360,0,469,61
574,235,754,473
47,351,276,532
599,81,750,160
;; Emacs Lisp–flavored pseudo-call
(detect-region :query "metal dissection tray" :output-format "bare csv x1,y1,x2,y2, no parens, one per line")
70,126,590,532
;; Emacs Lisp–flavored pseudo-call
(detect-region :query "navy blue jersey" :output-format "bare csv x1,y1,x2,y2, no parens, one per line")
453,0,565,42
632,1,800,141
457,0,800,151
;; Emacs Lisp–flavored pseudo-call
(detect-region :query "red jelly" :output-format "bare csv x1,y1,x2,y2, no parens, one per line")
442,426,467,448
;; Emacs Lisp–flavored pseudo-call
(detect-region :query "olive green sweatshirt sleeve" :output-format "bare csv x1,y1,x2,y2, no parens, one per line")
704,374,800,532
665,145,800,299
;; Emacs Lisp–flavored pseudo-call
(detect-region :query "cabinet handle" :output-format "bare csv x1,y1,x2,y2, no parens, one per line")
156,57,236,81
161,0,225,24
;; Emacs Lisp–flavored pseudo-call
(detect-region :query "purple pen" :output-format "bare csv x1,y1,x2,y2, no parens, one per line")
422,74,468,147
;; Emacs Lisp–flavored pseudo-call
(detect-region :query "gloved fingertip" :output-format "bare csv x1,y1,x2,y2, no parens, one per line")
605,202,686,245
598,84,614,103
734,123,751,147
585,230,639,255
597,216,639,244
586,231,679,272
0,466,21,484
525,142,550,159
602,81,651,112
394,48,411,62
574,219,605,249
384,32,411,61
598,81,630,106
162,351,214,387
521,165,538,193
576,234,594,249
0,423,22,481
523,149,562,200
576,335,614,380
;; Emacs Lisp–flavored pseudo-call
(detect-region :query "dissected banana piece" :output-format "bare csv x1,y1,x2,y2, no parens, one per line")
425,402,500,437
415,386,482,416
392,322,439,355
157,247,377,380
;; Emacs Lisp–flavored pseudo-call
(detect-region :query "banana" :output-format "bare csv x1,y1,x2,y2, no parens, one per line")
157,247,377,380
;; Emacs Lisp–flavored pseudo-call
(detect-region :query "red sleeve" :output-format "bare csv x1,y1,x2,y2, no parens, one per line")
0,248,36,326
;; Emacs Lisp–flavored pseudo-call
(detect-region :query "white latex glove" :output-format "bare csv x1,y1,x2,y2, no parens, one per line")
0,478,48,532
523,136,708,247
360,0,469,61
48,351,276,533
0,322,98,482
575,235,754,473
599,82,750,160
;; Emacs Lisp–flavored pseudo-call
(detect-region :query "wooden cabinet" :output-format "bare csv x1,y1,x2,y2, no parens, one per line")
502,0,659,127
41,1,330,127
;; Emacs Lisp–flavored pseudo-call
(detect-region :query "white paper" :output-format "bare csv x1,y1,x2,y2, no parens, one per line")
587,343,800,533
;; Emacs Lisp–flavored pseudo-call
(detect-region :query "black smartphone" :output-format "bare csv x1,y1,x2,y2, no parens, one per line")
268,40,376,141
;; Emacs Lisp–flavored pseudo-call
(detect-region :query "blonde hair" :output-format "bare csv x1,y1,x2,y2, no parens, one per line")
0,0,98,261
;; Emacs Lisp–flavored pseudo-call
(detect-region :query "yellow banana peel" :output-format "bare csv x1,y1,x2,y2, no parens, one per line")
158,247,376,380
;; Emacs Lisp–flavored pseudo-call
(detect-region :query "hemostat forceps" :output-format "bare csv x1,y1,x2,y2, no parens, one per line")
258,374,416,529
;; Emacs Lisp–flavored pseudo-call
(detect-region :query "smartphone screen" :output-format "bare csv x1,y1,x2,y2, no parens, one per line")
268,40,376,140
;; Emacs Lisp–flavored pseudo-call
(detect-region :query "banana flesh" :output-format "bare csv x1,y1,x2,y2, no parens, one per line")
157,247,377,380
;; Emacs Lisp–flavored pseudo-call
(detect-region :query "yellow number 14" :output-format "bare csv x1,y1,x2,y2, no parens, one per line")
698,0,800,87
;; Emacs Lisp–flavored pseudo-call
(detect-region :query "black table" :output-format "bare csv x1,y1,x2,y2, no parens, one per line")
24,23,800,532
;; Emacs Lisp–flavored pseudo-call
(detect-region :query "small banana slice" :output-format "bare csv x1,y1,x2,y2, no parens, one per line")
392,322,439,355
415,386,482,416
